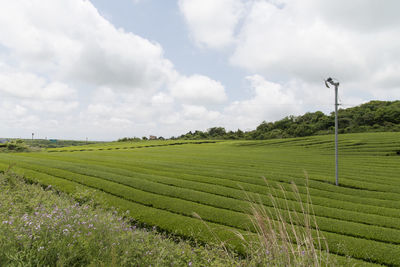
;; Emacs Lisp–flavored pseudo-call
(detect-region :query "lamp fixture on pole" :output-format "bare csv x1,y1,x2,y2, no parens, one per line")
325,77,340,186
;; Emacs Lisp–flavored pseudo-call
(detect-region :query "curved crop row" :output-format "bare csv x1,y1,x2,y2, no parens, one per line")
2,163,399,266
3,159,400,252
3,154,400,226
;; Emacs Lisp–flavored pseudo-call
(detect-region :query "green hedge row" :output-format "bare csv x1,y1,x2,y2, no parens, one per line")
3,154,400,229
2,163,399,266
28,151,400,209
0,163,379,266
3,159,400,260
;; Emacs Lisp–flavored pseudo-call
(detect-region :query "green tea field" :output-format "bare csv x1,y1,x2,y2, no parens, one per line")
1,132,399,266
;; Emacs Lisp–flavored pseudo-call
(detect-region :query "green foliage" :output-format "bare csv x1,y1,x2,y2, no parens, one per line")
117,137,141,142
249,100,400,140
0,132,399,265
176,100,400,140
0,139,100,149
46,140,217,152
0,140,30,152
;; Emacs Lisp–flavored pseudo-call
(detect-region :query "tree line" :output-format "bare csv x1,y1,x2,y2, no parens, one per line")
173,100,400,140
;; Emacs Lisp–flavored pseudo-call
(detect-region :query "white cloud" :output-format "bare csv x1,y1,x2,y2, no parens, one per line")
0,99,60,138
0,0,175,91
0,0,237,139
300,0,400,32
0,70,76,100
180,0,400,100
2,0,400,140
223,75,299,130
0,0,233,139
182,104,221,120
231,0,400,99
22,100,79,114
14,105,27,117
151,92,174,106
230,0,368,83
371,64,400,89
170,74,227,105
0,66,78,117
178,0,245,49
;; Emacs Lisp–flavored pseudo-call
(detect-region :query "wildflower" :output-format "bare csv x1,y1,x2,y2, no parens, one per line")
38,246,44,251
188,261,192,266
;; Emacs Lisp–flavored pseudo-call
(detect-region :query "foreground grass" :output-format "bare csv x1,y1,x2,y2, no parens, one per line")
0,170,241,266
1,169,347,266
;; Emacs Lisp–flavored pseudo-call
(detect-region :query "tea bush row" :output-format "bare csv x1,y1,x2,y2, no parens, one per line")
2,161,400,264
12,158,400,245
2,163,399,266
0,171,248,266
2,155,400,229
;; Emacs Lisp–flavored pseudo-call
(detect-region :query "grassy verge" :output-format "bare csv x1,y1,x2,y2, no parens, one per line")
0,170,240,266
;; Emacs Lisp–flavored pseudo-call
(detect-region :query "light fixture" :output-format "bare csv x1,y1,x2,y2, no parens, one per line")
325,77,340,186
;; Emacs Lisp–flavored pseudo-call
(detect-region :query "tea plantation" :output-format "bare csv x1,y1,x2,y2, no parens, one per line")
0,132,399,266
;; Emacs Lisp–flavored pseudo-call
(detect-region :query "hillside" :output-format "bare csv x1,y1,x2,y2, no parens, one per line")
176,100,400,140
0,132,399,265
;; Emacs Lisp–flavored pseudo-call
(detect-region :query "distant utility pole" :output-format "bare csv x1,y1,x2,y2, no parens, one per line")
325,77,340,186
32,133,34,141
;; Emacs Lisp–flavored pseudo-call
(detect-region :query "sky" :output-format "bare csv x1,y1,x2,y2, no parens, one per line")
1,0,400,141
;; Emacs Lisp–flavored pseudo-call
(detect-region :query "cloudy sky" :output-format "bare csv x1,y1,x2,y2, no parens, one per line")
1,0,399,140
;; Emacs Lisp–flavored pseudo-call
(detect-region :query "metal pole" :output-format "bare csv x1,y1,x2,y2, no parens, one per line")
334,84,339,186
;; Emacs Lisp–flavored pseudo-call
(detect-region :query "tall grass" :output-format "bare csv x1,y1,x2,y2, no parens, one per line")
199,176,331,266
